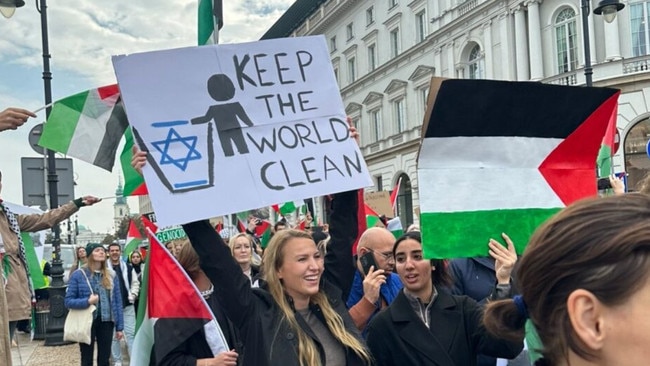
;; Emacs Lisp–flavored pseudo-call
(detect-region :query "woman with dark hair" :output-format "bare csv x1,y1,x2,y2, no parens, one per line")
154,240,240,366
484,194,650,366
129,251,144,315
366,231,523,365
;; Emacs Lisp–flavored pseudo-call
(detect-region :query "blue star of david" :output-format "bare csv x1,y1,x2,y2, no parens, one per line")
151,128,202,171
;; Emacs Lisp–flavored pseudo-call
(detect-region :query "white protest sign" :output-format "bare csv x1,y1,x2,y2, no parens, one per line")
113,36,372,227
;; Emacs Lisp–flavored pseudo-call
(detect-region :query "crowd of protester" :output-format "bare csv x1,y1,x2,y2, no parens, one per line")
2,107,650,366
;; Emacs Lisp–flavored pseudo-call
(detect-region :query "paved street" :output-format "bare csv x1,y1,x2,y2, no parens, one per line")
11,331,130,366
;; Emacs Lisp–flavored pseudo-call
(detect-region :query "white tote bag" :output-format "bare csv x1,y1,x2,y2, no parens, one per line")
64,269,96,345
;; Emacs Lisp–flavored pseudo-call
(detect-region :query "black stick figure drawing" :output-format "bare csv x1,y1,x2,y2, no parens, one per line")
192,73,254,157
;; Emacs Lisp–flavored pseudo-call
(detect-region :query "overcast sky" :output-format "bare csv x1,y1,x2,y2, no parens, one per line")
0,0,294,234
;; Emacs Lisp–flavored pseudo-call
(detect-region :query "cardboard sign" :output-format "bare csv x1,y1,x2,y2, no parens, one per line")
113,36,372,227
364,191,392,217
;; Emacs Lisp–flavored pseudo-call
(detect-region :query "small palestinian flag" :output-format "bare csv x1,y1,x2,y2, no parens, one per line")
123,220,143,260
131,230,229,365
417,78,619,259
120,127,149,196
38,85,128,171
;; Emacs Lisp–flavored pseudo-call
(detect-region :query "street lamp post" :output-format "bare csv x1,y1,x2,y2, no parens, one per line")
582,0,626,87
1,0,69,346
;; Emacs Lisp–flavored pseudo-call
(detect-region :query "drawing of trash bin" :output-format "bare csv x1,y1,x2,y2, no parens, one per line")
133,120,214,193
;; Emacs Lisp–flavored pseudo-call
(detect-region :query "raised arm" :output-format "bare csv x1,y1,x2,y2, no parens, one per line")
323,189,360,301
182,220,257,327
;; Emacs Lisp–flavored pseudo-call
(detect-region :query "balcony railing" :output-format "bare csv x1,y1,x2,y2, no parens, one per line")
623,55,650,74
545,71,578,86
457,0,478,16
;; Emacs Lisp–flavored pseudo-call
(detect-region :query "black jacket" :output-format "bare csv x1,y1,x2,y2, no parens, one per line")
183,190,368,366
155,294,243,366
366,289,523,366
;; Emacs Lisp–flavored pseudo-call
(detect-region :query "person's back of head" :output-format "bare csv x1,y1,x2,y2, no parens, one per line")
484,193,650,365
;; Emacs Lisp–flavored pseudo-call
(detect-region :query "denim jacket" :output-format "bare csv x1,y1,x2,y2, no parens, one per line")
64,267,124,331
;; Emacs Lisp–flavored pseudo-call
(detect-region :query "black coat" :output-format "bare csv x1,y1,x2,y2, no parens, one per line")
366,289,523,366
154,294,243,366
183,190,367,366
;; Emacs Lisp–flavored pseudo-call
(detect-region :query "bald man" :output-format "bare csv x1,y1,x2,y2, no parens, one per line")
346,227,403,336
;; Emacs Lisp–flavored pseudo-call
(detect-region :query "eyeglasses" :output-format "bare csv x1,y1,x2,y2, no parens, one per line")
366,248,394,261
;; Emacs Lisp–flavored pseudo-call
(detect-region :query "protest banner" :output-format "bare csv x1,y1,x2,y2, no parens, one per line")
113,36,372,227
364,191,392,218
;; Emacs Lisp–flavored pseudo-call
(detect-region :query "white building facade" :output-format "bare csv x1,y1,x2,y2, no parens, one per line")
263,0,650,227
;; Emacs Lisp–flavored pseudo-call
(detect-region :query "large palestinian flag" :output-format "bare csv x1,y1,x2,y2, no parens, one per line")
417,78,619,259
38,85,128,171
131,230,228,365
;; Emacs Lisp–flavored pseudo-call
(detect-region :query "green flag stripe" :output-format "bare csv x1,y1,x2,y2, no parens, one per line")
22,232,46,290
198,0,214,45
420,208,561,259
596,145,612,178
39,90,89,153
120,128,145,196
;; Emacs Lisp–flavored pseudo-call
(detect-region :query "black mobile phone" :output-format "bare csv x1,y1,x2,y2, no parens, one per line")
597,177,611,190
360,252,378,275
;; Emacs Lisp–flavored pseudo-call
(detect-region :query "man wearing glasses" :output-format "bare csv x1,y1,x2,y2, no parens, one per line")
346,227,403,337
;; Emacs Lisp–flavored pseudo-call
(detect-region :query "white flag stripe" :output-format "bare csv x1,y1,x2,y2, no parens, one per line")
418,168,563,212
66,109,112,163
418,136,562,169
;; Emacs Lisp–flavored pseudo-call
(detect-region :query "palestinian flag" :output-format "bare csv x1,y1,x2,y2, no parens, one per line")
389,177,402,216
596,103,618,178
38,85,128,171
140,214,158,234
123,220,143,259
272,200,305,216
365,203,381,228
417,78,619,259
260,226,272,248
131,230,228,365
198,0,223,45
120,128,149,196
386,217,403,239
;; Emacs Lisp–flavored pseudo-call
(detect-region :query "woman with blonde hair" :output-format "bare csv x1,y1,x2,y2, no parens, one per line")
65,246,87,283
65,243,124,366
182,190,371,366
484,193,650,366
228,233,260,285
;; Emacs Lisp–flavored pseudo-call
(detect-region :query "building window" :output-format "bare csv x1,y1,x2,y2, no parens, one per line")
376,175,383,191
333,67,339,83
346,23,354,41
416,11,427,42
366,6,375,26
348,57,356,83
624,118,650,190
631,2,650,56
389,0,398,10
390,28,400,57
555,8,578,73
394,98,406,133
371,109,382,142
368,44,377,71
468,45,484,79
330,36,337,51
419,86,430,118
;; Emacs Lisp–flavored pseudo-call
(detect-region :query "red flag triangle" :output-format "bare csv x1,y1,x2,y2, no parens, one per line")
539,92,621,205
146,232,212,319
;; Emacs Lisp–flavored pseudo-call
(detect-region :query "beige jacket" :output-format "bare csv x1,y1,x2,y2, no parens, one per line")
0,201,79,322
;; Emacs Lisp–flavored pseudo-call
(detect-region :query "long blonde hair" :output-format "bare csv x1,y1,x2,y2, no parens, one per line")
263,229,371,366
84,248,112,289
